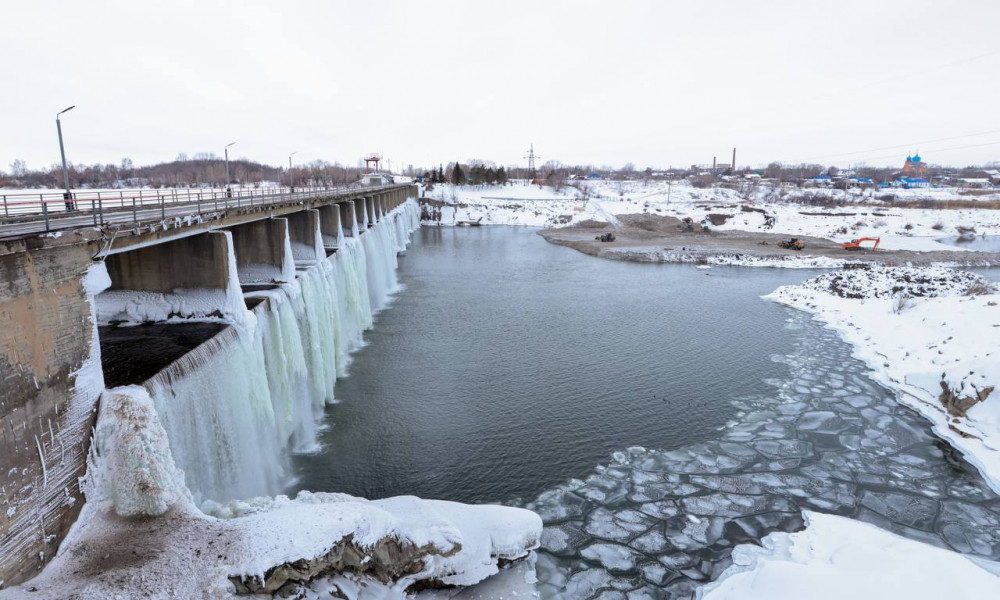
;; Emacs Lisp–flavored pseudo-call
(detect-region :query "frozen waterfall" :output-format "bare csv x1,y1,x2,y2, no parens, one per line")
138,199,421,506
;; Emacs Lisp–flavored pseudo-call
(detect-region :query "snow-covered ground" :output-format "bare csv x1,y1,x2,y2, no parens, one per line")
767,266,1000,491
423,180,1000,254
0,358,541,600
702,511,1000,600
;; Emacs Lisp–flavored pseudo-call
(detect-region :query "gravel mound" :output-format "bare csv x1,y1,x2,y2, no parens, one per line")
801,265,994,299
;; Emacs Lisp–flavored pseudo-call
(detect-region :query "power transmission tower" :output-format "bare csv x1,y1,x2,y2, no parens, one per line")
525,144,540,180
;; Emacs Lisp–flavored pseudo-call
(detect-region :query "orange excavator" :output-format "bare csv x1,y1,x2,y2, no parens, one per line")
842,237,880,251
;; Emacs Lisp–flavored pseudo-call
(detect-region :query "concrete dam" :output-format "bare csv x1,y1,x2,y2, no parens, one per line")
0,184,419,587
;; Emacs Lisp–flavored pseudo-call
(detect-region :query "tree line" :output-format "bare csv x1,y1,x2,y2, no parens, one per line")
1,155,366,189
424,162,509,186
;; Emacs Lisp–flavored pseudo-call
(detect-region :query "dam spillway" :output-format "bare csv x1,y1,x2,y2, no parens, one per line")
0,184,419,586
113,200,420,504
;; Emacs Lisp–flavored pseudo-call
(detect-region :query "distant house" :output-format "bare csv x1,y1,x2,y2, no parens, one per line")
958,178,992,189
809,174,833,187
586,173,602,180
898,177,930,189
848,177,874,186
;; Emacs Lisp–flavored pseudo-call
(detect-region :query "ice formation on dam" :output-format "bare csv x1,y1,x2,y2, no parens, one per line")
135,201,421,505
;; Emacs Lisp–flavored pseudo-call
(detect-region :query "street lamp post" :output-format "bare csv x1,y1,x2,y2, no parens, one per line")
224,142,236,197
56,105,76,211
288,151,297,192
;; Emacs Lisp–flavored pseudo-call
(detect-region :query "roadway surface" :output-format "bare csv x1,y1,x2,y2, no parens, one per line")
0,185,401,240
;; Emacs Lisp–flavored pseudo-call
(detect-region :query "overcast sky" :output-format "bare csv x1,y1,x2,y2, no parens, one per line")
4,0,999,172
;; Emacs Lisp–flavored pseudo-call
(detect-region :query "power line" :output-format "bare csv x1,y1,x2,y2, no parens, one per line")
840,139,1000,166
796,127,1000,163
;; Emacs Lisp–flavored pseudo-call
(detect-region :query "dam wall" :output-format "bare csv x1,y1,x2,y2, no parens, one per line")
142,201,420,503
0,185,417,587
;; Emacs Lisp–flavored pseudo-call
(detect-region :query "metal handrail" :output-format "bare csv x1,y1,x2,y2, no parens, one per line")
0,182,408,236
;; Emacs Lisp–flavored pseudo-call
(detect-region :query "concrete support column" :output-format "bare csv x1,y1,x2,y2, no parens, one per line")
285,209,324,263
99,231,243,323
224,217,294,284
340,200,358,237
354,197,367,230
317,204,342,249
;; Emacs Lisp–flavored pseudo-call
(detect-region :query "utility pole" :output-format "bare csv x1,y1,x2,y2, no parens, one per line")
224,142,235,197
56,105,76,211
289,152,297,191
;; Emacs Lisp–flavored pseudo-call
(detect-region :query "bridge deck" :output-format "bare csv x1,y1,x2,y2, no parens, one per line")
0,183,405,241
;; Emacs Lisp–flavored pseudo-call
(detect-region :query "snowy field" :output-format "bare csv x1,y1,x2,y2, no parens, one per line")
423,180,1000,254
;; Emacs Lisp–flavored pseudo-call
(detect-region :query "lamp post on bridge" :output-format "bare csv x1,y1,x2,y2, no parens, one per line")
56,105,76,211
224,142,236,197
288,151,297,192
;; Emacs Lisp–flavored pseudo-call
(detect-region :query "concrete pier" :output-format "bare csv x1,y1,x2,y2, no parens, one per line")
224,218,293,284
354,198,368,230
340,201,357,236
317,204,342,249
105,232,232,294
285,209,324,263
98,231,240,324
366,196,377,225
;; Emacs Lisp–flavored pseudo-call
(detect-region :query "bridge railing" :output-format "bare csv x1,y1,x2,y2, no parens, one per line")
0,182,405,234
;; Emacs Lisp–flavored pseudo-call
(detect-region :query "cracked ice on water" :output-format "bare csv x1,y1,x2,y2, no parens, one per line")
524,314,1000,600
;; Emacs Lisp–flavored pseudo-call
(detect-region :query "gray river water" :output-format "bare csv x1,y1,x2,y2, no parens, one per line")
293,227,1000,599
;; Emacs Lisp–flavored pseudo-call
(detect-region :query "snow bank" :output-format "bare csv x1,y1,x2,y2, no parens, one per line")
768,266,1000,491
10,489,541,599
702,511,1000,600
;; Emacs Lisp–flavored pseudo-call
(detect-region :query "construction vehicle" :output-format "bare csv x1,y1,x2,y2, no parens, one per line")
595,232,616,242
842,237,880,251
778,238,805,250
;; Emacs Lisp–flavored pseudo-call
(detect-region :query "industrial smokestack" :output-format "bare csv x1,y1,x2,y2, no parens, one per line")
732,148,736,171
